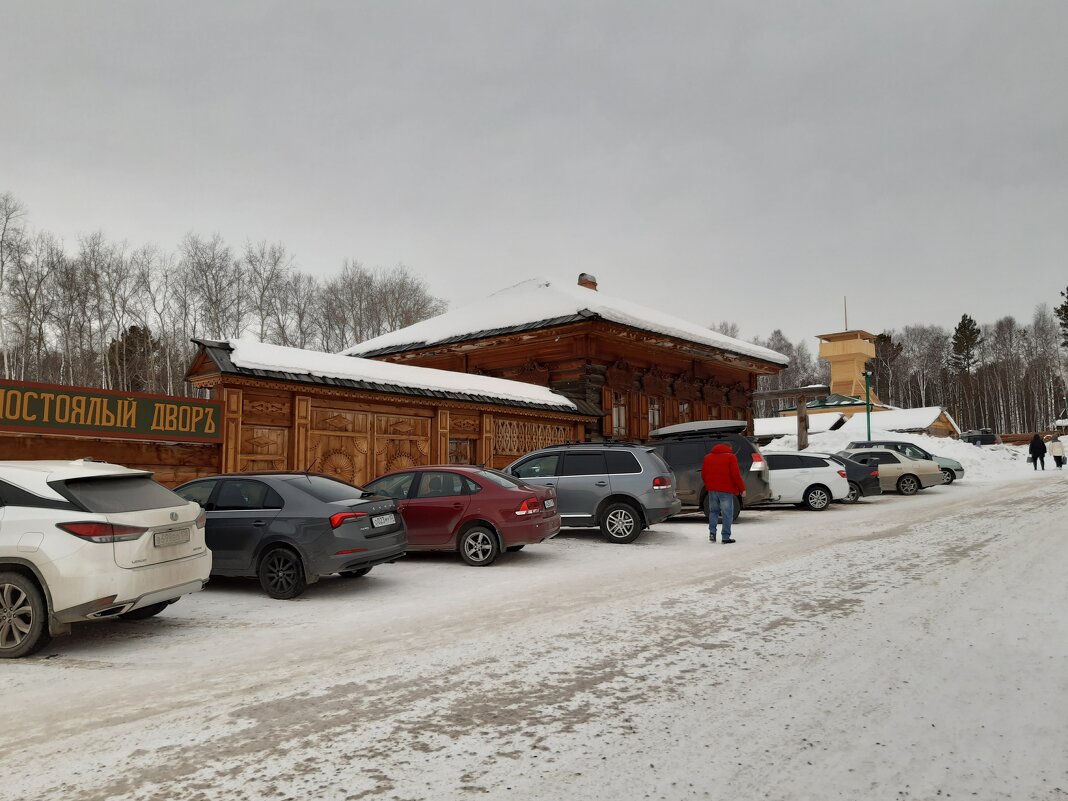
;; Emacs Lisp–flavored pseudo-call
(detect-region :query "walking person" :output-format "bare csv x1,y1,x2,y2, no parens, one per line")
701,443,746,544
1050,435,1065,469
1029,433,1047,471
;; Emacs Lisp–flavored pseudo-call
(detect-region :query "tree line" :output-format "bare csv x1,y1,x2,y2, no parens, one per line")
0,192,446,396
724,296,1068,434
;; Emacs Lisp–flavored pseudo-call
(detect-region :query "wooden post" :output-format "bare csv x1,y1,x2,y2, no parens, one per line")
797,395,809,452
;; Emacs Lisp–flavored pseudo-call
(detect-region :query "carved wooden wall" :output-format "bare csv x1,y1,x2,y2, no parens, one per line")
305,407,371,485
374,414,431,475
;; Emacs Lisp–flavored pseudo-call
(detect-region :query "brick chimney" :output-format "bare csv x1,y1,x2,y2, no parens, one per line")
578,272,598,291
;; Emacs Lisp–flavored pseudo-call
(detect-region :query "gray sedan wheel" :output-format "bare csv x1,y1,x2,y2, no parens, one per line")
459,526,500,566
897,474,920,496
0,572,50,659
941,468,955,485
802,485,831,511
600,503,642,543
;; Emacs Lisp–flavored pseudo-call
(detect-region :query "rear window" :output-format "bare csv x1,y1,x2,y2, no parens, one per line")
604,451,642,474
798,455,830,468
61,475,185,513
282,474,367,503
474,470,525,488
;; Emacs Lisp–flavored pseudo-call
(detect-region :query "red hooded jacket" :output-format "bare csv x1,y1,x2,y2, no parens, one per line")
701,443,746,495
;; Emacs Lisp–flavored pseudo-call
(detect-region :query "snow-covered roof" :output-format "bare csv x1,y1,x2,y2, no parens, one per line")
1056,419,1068,428
341,277,789,366
839,406,960,435
754,413,846,438
200,340,580,412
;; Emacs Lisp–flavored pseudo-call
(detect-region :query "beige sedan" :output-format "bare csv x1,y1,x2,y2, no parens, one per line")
837,449,943,496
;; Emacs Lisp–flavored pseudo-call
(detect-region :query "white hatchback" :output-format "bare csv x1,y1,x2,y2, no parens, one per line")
0,459,211,658
760,451,850,510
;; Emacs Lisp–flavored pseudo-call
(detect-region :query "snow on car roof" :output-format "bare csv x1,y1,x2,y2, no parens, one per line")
227,339,577,410
341,277,789,366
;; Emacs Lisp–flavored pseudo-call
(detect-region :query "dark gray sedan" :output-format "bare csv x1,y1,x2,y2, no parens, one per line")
174,473,407,599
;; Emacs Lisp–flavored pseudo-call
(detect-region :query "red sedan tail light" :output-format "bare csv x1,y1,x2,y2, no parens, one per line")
869,469,879,476
58,521,148,543
515,497,541,516
329,511,368,529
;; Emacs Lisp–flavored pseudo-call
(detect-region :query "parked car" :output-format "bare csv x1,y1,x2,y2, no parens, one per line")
821,452,882,503
173,472,406,599
836,449,942,495
755,451,850,510
960,429,1002,446
0,459,210,658
363,466,559,565
504,444,681,543
846,440,965,485
647,420,772,521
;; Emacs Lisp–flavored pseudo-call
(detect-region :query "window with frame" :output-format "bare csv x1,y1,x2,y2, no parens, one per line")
678,401,691,423
611,392,628,438
214,480,284,511
647,397,662,430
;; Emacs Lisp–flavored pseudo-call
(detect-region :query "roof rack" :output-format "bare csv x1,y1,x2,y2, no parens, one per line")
539,440,643,449
650,420,749,440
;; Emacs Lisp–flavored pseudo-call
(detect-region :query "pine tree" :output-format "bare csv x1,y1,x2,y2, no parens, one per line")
1055,285,1068,348
949,314,983,373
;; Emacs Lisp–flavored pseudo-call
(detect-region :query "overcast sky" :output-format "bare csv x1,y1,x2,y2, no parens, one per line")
2,1,1066,346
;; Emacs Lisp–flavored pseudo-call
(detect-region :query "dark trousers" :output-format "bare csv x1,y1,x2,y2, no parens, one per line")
1033,455,1045,470
1054,455,1064,469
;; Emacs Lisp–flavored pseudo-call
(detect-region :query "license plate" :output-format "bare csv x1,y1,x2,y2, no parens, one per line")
154,528,190,548
371,513,396,528
544,499,555,509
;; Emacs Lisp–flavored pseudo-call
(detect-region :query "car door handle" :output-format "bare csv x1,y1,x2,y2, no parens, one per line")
252,520,266,527
595,481,608,487
451,503,463,509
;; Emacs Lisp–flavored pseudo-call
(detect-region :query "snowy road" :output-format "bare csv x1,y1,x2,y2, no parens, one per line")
5,472,1068,801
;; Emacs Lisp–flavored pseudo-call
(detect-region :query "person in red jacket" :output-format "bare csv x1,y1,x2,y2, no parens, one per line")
701,443,747,543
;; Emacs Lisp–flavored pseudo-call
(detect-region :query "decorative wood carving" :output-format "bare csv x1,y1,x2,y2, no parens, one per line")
450,414,480,433
306,406,371,484
605,359,634,390
703,382,726,405
373,414,431,476
494,419,574,457
673,374,697,402
243,398,290,418
728,384,750,407
641,367,670,396
517,358,550,386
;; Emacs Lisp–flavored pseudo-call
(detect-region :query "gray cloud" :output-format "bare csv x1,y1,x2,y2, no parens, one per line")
2,0,1066,344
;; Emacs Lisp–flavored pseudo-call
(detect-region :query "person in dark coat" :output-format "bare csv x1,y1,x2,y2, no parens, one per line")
1029,433,1047,470
701,443,746,544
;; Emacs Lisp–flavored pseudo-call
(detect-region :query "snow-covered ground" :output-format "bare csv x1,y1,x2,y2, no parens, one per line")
4,468,1066,800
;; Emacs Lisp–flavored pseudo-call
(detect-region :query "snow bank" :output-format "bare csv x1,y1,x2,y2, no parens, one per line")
341,277,789,365
763,427,1029,483
228,340,576,409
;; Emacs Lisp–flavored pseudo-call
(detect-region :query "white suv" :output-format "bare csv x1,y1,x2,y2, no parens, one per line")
0,460,211,658
759,451,850,510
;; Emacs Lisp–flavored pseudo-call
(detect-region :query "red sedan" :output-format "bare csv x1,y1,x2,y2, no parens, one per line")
362,466,561,566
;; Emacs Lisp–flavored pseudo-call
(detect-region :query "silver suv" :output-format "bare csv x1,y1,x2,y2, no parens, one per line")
504,444,682,543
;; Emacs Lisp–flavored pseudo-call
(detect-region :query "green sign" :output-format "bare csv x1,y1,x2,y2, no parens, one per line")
0,380,222,443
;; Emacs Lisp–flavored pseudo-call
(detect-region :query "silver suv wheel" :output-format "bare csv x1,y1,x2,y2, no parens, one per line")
600,503,642,543
0,573,50,659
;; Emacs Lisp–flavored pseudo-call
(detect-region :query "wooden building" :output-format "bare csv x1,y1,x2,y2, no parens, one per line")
185,339,593,482
342,275,788,441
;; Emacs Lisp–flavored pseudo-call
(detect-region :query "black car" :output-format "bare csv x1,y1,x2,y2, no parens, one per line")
960,429,1002,446
648,420,772,521
174,472,407,599
823,452,882,503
